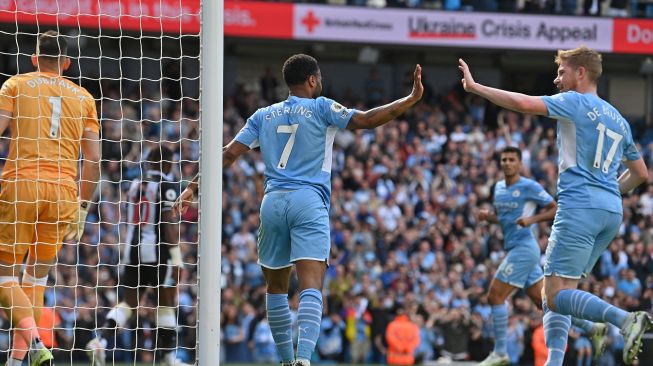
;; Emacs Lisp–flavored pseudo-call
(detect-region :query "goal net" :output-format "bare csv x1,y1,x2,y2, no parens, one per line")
0,1,201,364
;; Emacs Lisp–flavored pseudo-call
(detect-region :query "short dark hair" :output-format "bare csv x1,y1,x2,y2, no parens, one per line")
501,146,522,161
37,30,67,57
147,146,174,173
282,54,319,87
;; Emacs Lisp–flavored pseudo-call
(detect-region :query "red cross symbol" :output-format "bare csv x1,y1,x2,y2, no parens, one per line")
301,10,320,33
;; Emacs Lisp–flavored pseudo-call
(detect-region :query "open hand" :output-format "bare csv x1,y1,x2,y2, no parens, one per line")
173,187,194,218
410,64,424,103
458,58,477,93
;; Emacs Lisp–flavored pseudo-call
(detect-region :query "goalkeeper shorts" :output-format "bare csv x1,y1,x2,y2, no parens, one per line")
0,180,77,263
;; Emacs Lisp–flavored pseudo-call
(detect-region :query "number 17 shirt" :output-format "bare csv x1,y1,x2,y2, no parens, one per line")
541,91,640,214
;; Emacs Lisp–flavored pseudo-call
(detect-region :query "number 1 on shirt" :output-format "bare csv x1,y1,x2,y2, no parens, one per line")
277,124,299,169
593,122,623,174
48,96,61,138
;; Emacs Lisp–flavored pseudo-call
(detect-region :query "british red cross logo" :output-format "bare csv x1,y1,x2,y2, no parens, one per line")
301,10,320,33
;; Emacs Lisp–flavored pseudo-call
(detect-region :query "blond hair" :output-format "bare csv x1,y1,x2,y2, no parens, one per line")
555,46,602,83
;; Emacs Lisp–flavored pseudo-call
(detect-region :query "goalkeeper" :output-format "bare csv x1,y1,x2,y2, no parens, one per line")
86,146,191,366
0,30,100,366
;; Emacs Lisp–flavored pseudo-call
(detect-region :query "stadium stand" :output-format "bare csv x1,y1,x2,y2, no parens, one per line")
264,0,653,17
0,1,651,365
218,68,653,364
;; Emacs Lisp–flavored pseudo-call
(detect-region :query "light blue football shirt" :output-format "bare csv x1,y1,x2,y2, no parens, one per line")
541,92,640,214
494,177,554,251
235,95,355,206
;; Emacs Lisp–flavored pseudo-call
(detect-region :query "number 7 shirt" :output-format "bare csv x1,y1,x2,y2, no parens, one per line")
541,91,640,214
235,95,355,206
0,72,99,190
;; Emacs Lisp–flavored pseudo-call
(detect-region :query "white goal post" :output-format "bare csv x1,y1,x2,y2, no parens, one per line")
198,0,223,365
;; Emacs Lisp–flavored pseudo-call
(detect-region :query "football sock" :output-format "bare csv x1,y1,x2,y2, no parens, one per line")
555,289,628,328
491,303,509,356
266,293,295,363
543,298,570,366
296,288,323,361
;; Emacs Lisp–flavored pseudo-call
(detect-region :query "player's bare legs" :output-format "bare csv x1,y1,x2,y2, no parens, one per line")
0,255,52,366
293,260,326,366
8,254,57,366
262,266,294,366
22,255,56,323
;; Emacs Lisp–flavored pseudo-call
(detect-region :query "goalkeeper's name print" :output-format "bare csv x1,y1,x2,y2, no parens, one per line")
265,105,313,120
26,76,84,97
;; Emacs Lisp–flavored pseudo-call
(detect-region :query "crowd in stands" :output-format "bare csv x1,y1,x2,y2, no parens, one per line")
283,0,653,18
0,57,651,365
220,67,653,365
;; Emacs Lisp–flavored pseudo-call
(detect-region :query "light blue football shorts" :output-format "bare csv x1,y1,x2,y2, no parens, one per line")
544,208,622,279
257,188,330,269
495,243,543,289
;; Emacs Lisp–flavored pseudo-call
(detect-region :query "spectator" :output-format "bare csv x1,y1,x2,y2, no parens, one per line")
570,325,593,366
251,318,278,364
413,314,436,363
617,269,642,298
385,306,420,365
506,316,525,365
259,66,278,103
368,294,395,364
344,294,372,363
364,67,386,108
434,307,473,362
222,304,248,363
317,313,345,362
532,319,547,366
606,0,629,16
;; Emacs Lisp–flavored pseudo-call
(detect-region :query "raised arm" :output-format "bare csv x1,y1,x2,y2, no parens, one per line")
459,59,548,116
347,65,423,130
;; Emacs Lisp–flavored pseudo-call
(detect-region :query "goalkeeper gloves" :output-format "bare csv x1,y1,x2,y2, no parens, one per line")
64,201,89,242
